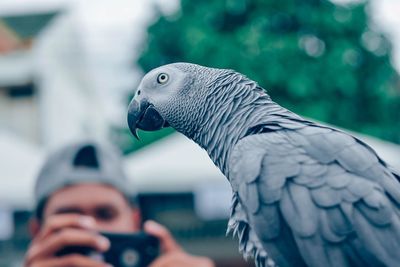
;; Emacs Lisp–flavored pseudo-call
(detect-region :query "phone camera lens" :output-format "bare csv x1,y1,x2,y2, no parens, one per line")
121,248,140,267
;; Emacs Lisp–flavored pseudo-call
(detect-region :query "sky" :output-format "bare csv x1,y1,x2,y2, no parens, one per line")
0,0,70,16
331,0,400,69
370,0,400,70
0,0,178,16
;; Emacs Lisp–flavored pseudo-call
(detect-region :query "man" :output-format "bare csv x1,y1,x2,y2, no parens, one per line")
24,140,214,267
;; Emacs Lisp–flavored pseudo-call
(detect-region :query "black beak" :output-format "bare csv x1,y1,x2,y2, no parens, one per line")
127,99,169,139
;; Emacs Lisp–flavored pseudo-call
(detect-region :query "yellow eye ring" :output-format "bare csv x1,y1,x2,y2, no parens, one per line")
157,73,169,84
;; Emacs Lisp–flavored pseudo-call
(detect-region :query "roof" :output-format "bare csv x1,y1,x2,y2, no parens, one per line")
1,12,58,40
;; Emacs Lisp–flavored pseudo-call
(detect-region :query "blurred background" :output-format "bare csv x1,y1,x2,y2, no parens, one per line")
1,0,400,266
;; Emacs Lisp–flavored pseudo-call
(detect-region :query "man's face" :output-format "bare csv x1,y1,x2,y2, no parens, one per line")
43,183,140,232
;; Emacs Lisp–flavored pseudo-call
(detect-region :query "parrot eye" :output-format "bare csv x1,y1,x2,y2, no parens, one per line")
157,73,169,84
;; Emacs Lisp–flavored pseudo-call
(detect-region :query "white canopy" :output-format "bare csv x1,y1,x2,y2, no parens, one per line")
0,131,44,209
124,133,228,192
124,131,400,192
1,130,399,209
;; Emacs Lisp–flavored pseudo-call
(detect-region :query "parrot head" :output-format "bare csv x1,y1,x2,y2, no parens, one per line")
128,62,273,172
127,63,222,138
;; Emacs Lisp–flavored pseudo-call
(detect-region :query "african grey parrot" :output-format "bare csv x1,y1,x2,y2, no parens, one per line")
127,63,400,267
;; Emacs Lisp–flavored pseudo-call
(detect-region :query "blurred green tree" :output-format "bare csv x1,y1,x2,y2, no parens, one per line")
122,0,400,153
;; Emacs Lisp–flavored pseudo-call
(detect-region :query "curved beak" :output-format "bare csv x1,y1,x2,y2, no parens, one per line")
127,99,169,139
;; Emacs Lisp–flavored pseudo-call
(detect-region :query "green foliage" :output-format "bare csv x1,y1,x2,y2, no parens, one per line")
136,0,400,145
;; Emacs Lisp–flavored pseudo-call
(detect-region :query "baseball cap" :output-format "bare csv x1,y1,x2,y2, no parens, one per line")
34,140,135,219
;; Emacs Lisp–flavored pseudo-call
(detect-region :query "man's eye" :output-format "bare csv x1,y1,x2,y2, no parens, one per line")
95,208,117,221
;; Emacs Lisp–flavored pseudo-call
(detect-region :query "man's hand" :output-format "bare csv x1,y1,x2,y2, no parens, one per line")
24,214,111,267
144,220,215,267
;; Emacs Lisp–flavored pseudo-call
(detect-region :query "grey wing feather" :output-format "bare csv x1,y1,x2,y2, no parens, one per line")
228,127,400,267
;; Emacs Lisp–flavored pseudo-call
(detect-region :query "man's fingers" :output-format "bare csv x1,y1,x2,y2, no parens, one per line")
26,229,110,265
148,251,215,267
37,215,96,242
29,254,111,267
148,253,175,267
144,220,182,253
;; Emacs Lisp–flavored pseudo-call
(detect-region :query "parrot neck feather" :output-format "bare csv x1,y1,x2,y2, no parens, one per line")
188,71,291,174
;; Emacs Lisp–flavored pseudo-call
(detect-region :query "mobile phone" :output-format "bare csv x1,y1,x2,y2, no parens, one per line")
56,231,160,267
